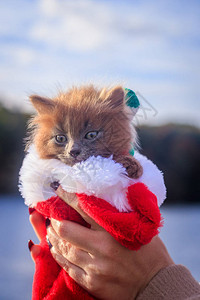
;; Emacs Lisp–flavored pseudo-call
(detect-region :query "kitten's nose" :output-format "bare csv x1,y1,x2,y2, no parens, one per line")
69,149,81,158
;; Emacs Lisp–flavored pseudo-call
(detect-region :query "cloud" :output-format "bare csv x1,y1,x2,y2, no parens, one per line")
27,0,200,53
30,0,112,51
0,0,199,127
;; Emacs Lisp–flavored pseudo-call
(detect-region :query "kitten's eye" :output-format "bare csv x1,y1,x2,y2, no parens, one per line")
85,131,98,140
55,135,67,144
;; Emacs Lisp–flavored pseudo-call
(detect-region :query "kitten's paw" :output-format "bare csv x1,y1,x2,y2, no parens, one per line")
115,156,143,179
126,160,143,179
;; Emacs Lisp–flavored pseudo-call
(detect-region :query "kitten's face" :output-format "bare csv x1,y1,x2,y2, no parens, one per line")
29,86,135,165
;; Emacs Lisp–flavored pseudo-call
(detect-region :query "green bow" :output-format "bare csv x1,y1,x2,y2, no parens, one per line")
129,148,135,156
124,88,140,108
124,88,139,157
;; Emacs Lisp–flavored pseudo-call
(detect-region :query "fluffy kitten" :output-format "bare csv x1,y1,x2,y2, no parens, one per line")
27,85,143,179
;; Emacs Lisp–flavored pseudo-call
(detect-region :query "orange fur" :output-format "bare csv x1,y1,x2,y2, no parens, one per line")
28,85,142,178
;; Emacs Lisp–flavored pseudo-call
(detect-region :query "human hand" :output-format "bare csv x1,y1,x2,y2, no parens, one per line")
29,186,174,300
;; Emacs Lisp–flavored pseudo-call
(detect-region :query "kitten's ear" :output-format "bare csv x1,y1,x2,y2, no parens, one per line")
102,86,125,109
30,95,55,114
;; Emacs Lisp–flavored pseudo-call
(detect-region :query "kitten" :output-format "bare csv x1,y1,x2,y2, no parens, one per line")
27,85,143,179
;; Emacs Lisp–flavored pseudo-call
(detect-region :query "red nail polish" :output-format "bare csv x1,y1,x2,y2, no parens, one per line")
29,207,36,215
28,239,34,251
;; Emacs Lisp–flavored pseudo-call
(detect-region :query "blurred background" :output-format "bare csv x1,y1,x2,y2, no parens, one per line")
0,0,199,299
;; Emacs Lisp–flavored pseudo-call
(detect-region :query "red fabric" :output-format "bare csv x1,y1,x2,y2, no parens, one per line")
32,182,162,299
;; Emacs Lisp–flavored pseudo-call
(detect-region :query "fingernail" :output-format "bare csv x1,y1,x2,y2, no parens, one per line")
28,239,34,251
45,218,51,228
46,235,52,250
28,207,36,215
50,181,60,191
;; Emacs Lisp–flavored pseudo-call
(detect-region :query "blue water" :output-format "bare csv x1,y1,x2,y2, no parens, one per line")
0,196,199,300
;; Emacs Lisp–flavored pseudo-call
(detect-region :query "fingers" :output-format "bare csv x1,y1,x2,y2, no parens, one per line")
47,225,93,268
47,224,129,299
47,222,95,290
49,218,102,254
29,210,46,241
50,247,88,288
55,186,102,230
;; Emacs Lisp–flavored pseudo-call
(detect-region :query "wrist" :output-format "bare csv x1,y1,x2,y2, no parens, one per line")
137,263,174,298
135,238,174,299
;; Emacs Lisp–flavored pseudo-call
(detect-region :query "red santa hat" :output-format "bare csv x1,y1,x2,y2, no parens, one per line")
19,146,166,299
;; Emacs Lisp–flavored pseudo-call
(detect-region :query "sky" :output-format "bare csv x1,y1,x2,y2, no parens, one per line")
0,0,200,127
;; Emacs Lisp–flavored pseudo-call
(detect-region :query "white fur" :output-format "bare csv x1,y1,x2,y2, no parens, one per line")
132,152,166,207
19,146,166,212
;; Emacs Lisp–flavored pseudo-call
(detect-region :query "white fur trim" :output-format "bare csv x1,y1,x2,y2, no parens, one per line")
19,146,166,212
131,152,166,207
